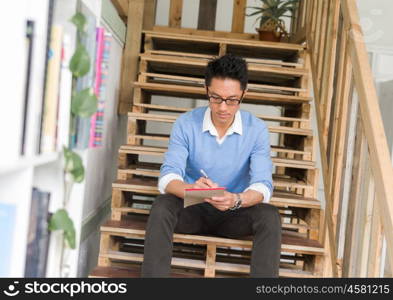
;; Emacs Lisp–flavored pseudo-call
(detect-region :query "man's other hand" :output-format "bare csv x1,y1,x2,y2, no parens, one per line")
204,191,236,211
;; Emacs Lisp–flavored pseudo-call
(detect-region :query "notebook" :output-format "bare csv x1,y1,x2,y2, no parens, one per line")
184,187,225,208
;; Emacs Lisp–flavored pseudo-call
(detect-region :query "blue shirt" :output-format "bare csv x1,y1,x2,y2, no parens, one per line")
159,106,274,202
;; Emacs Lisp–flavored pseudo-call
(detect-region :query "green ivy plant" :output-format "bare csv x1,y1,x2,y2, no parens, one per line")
48,11,98,270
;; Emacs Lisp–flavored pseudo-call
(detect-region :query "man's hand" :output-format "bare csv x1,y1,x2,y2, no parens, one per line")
204,191,236,211
190,177,219,189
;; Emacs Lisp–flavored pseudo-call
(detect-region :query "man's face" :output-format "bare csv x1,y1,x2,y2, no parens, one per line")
206,77,245,128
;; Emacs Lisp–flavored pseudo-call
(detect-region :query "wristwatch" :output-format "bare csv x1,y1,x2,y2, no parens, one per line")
229,193,242,210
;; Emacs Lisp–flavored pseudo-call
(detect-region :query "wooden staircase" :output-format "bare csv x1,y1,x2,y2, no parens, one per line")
89,28,327,278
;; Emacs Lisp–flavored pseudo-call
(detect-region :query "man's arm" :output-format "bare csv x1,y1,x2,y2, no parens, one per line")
165,177,219,199
246,122,273,203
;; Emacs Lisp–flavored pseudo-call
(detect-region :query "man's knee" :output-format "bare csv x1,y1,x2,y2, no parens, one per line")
251,203,281,232
150,193,182,220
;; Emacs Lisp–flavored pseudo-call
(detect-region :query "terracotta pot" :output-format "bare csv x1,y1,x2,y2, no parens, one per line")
256,29,282,42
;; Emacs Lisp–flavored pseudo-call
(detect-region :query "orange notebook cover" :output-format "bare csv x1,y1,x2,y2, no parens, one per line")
184,187,225,208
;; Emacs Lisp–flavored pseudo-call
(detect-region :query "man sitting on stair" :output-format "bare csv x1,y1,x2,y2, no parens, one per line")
141,54,282,278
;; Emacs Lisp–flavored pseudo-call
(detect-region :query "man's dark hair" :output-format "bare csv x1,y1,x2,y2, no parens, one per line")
205,54,248,91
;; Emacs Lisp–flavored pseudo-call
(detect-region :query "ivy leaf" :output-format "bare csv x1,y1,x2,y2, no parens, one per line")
69,44,90,77
71,88,98,118
48,209,76,249
63,146,85,183
70,12,86,32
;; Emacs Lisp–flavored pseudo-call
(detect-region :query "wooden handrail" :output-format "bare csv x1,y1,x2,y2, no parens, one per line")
296,0,393,277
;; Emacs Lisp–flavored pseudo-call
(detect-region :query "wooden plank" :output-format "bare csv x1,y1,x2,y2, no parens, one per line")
140,53,308,76
197,0,217,30
342,117,367,277
121,141,312,157
169,0,183,28
152,25,260,40
359,169,375,277
113,176,313,192
128,111,313,135
342,0,393,276
316,0,330,105
320,0,340,147
142,72,306,93
133,102,309,122
133,82,310,105
231,0,246,33
144,30,306,51
329,40,352,236
118,0,145,114
204,244,216,277
367,194,383,277
143,0,157,30
146,49,304,68
307,31,339,278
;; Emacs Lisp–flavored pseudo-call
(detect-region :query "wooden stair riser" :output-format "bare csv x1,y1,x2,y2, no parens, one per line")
141,71,307,97
132,84,311,106
111,188,320,236
143,31,304,63
127,113,313,138
118,147,316,171
139,54,308,89
97,226,323,277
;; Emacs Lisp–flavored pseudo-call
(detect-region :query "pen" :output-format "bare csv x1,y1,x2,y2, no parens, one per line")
200,169,209,179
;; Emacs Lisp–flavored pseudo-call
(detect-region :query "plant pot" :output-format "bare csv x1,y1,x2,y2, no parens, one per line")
256,29,282,42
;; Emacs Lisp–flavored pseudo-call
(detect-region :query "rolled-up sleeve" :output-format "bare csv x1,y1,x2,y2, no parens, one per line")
158,116,189,190
245,123,273,203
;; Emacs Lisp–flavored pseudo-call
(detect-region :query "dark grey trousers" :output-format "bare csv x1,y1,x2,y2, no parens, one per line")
141,193,282,277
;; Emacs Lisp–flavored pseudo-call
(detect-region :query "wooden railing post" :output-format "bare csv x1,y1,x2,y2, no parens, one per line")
342,0,393,275
231,0,246,33
169,0,183,28
118,0,145,115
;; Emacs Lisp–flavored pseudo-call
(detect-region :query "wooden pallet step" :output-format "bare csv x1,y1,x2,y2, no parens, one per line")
100,214,324,256
89,264,314,278
111,206,314,232
140,54,308,77
99,252,315,278
140,54,305,87
133,103,310,123
133,82,310,106
119,157,314,172
144,30,305,51
144,30,304,63
122,135,311,155
146,50,304,68
119,145,315,169
128,112,313,136
112,173,314,194
89,265,204,278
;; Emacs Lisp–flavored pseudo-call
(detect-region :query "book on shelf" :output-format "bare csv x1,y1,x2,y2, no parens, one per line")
0,203,16,276
70,4,97,150
24,187,51,278
21,20,35,156
40,25,63,153
89,29,111,148
37,0,55,155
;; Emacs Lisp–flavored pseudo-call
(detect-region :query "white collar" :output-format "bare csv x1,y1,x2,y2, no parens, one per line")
202,106,242,137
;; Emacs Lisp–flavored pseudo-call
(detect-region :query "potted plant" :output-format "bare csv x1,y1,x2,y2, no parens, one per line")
247,0,299,42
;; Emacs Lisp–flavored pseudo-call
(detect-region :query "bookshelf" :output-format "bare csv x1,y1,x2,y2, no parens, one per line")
0,0,126,277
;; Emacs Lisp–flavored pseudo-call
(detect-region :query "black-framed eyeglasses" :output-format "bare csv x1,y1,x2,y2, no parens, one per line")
206,88,244,106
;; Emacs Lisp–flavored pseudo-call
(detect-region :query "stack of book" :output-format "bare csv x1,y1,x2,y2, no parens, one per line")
38,3,112,153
